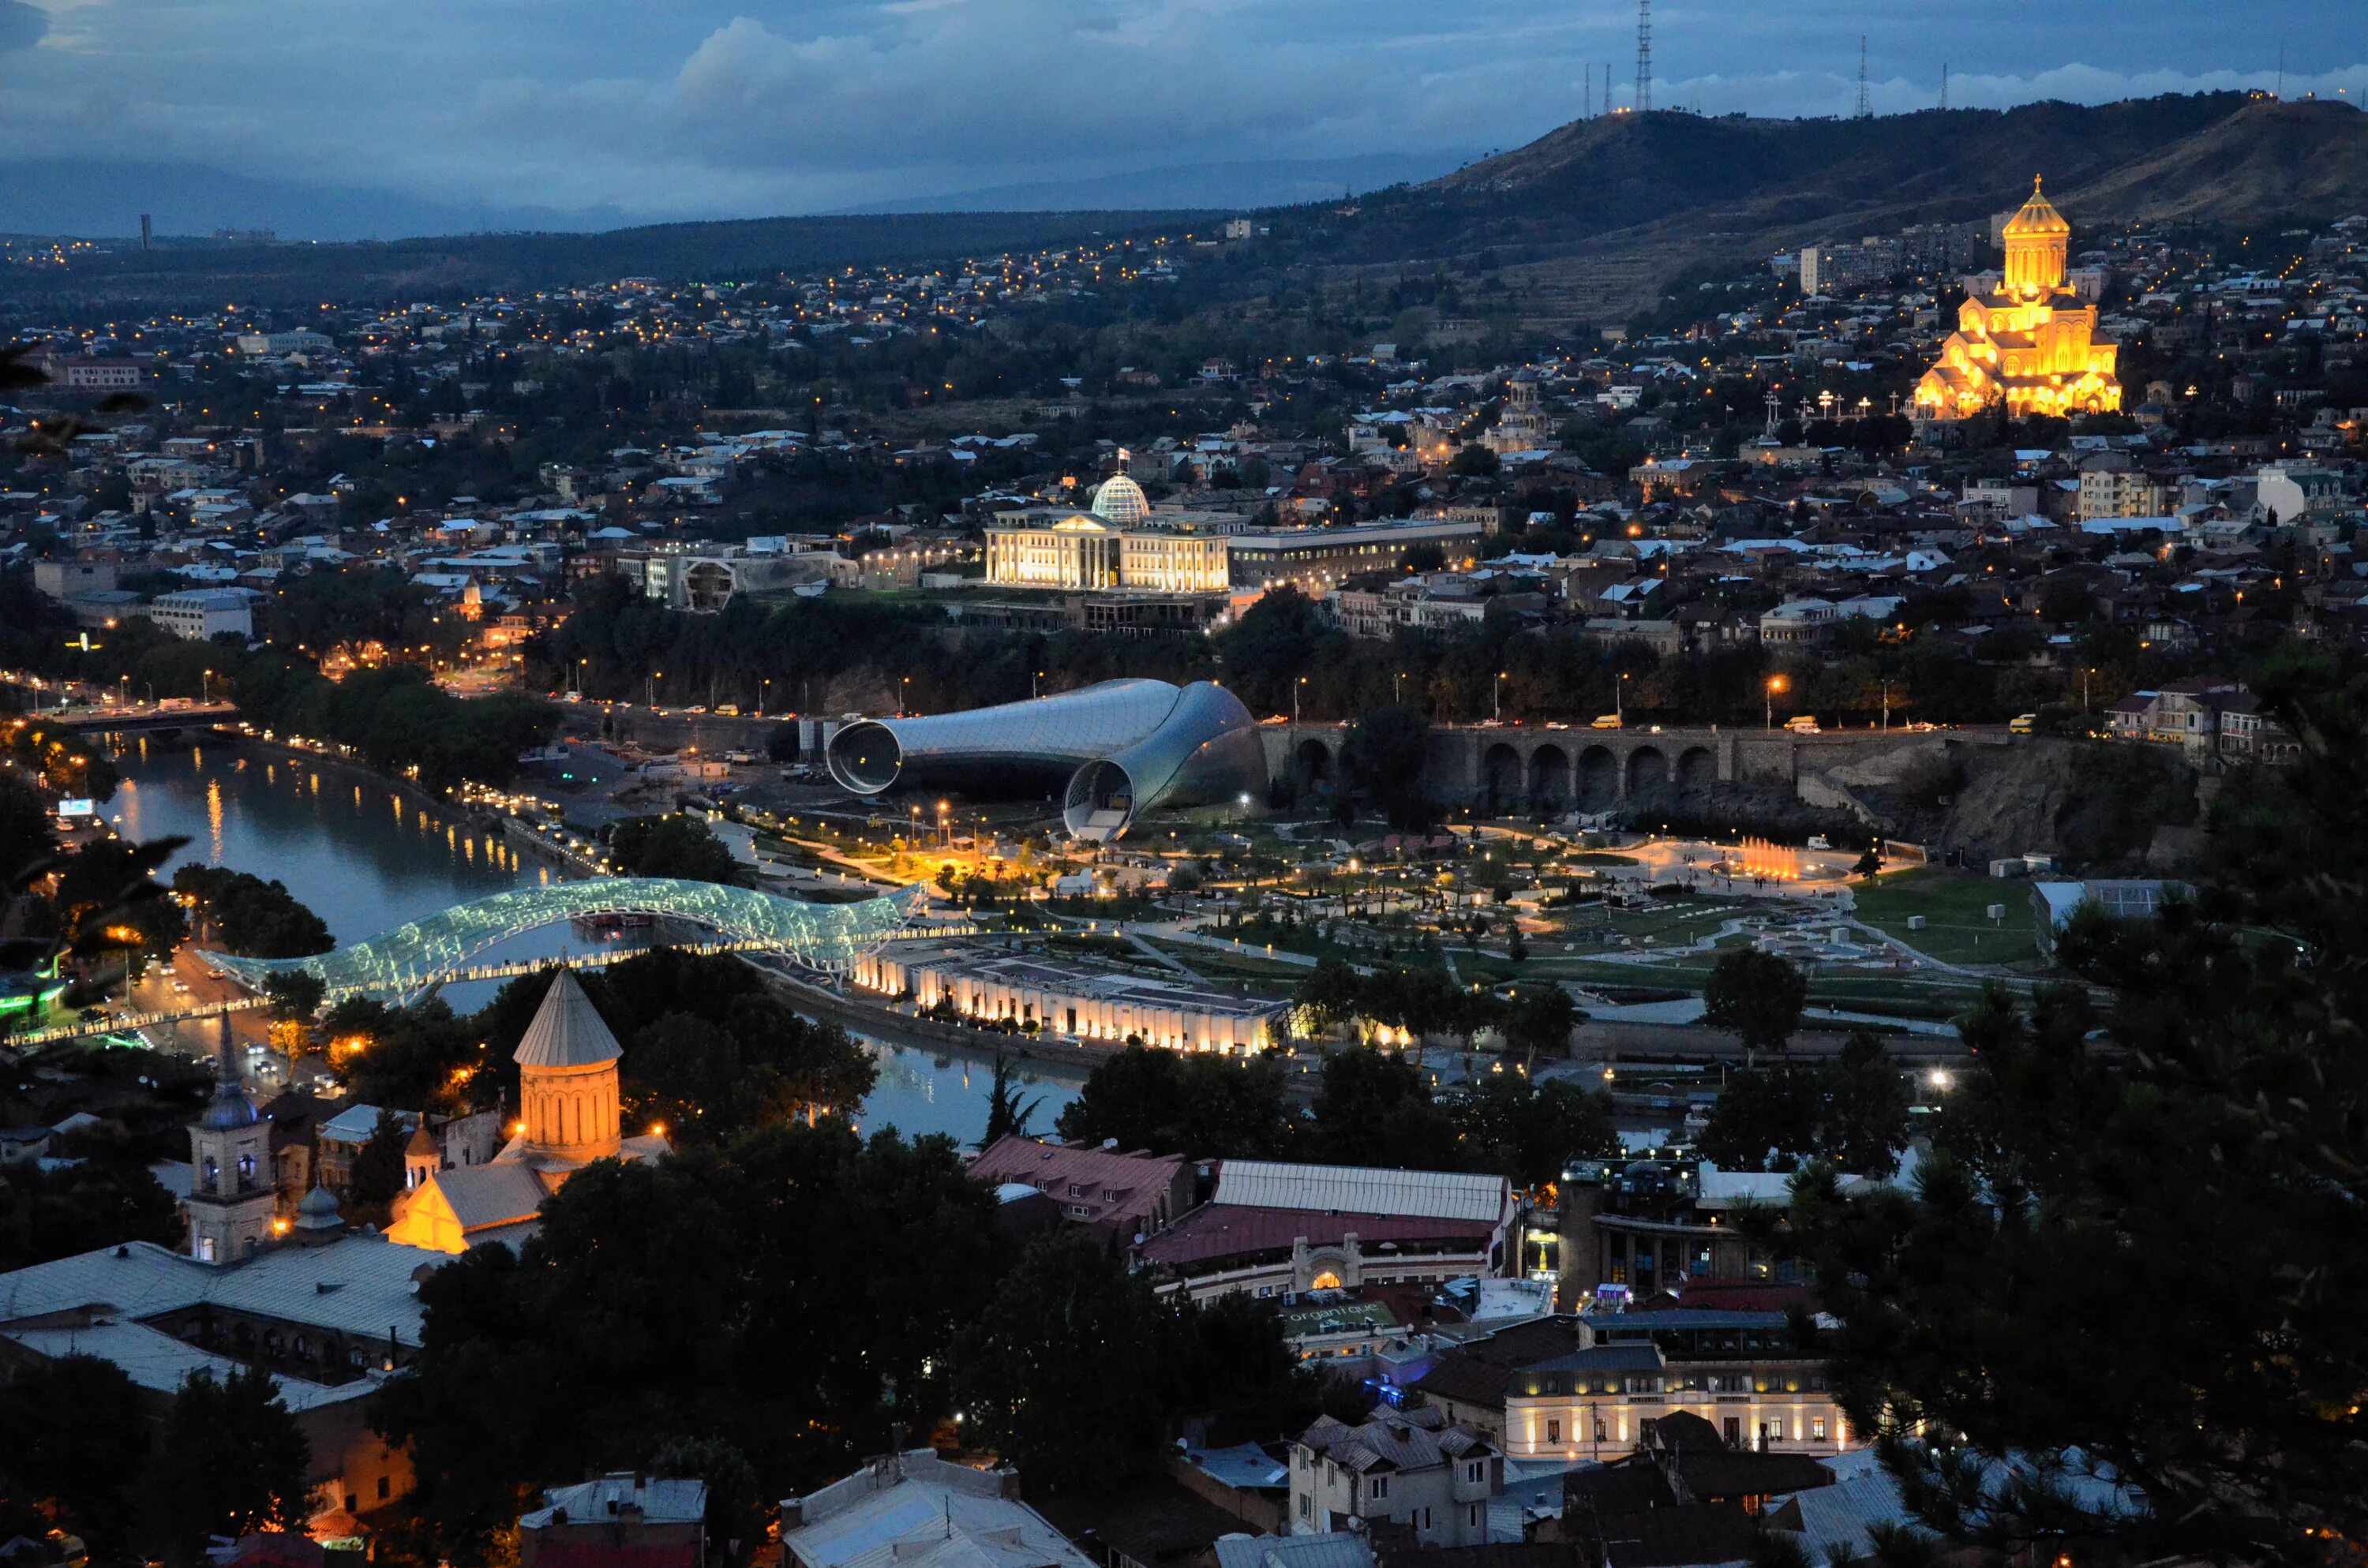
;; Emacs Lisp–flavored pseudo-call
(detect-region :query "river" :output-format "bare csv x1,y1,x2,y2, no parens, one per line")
100,734,1081,1145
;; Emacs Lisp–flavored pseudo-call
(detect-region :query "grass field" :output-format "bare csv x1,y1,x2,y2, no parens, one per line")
1853,870,2043,968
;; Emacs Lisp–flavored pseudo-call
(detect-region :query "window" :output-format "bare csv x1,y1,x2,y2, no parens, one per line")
1546,1420,1561,1445
1593,1415,1608,1443
1326,1461,1336,1485
1468,1505,1480,1528
1724,1416,1740,1447
1369,1476,1388,1501
1421,1509,1432,1531
197,1235,217,1263
377,1475,391,1501
1298,1495,1311,1520
1467,1461,1484,1482
1812,1417,1827,1441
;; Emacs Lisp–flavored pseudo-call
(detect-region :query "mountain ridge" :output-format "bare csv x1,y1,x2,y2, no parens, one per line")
5,94,2361,310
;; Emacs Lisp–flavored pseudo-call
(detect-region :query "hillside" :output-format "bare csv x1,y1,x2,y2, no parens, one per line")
0,209,1212,309
1297,92,2368,327
4,93,2360,317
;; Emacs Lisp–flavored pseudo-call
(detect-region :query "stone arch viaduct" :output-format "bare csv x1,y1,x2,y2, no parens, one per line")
1261,723,1925,816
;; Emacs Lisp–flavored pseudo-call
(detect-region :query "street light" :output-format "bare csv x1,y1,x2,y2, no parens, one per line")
1494,670,1508,722
1617,672,1630,725
1032,669,1045,700
1765,674,1788,731
1293,675,1306,724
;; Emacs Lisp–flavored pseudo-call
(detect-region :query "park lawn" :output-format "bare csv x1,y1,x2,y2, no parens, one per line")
1141,937,1320,982
1853,869,2044,968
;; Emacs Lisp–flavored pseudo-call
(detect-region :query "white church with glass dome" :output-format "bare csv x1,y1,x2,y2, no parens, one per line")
984,455,1231,593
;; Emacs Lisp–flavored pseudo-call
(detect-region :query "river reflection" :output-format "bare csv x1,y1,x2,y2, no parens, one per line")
102,735,1078,1143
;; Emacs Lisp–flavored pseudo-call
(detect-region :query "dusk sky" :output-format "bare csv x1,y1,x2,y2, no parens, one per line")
2,0,2362,221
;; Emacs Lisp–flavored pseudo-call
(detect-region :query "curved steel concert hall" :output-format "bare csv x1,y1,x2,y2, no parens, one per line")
826,679,1267,841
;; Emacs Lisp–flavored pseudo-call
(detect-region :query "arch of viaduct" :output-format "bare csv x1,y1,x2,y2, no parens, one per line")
1261,723,1862,815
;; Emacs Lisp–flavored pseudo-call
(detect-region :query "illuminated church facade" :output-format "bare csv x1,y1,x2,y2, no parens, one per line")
1913,178,2121,421
387,969,668,1254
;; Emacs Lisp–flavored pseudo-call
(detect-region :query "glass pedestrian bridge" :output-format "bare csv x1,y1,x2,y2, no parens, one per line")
199,878,930,1001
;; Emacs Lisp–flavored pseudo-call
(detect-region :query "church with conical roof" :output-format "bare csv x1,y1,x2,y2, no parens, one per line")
1913,178,2122,421
386,969,669,1254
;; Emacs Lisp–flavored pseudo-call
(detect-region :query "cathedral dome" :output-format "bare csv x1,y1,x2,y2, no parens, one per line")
2003,177,2071,238
1090,472,1149,526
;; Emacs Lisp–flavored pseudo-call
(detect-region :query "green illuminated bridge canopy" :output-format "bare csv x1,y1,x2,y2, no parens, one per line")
199,877,929,999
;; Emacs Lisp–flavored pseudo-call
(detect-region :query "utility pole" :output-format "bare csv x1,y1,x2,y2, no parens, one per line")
1635,0,1651,114
1584,64,1592,121
1855,36,1872,119
1939,62,1949,111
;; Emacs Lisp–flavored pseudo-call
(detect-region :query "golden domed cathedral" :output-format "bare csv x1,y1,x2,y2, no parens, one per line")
1913,178,2121,420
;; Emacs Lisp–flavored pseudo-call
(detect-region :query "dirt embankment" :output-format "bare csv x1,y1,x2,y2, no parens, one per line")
1804,735,2202,869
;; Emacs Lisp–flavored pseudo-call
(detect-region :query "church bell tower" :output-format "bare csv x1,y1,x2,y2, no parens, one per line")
186,1016,275,1265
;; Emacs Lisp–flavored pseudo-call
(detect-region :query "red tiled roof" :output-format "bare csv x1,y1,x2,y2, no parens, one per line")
968,1136,1186,1222
1136,1205,1495,1271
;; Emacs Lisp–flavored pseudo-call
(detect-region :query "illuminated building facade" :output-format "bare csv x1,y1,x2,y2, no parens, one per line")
984,461,1231,594
386,969,669,1253
1913,178,2121,420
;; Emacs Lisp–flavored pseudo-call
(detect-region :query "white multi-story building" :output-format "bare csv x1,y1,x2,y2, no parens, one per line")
1289,1409,1501,1545
146,589,254,642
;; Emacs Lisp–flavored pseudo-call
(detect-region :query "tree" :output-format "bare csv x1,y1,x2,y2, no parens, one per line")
1311,1047,1456,1169
150,1365,312,1554
982,1050,1042,1144
1786,653,2368,1556
1167,1291,1317,1445
377,1125,1002,1562
1054,1044,1296,1158
1695,1065,1823,1173
265,969,326,1024
957,1227,1170,1496
1339,705,1437,830
0,1354,148,1553
0,1158,181,1272
1702,949,1808,1062
609,814,739,883
1501,983,1579,1074
1819,1032,1911,1176
579,955,875,1132
1453,1076,1618,1188
173,866,332,957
